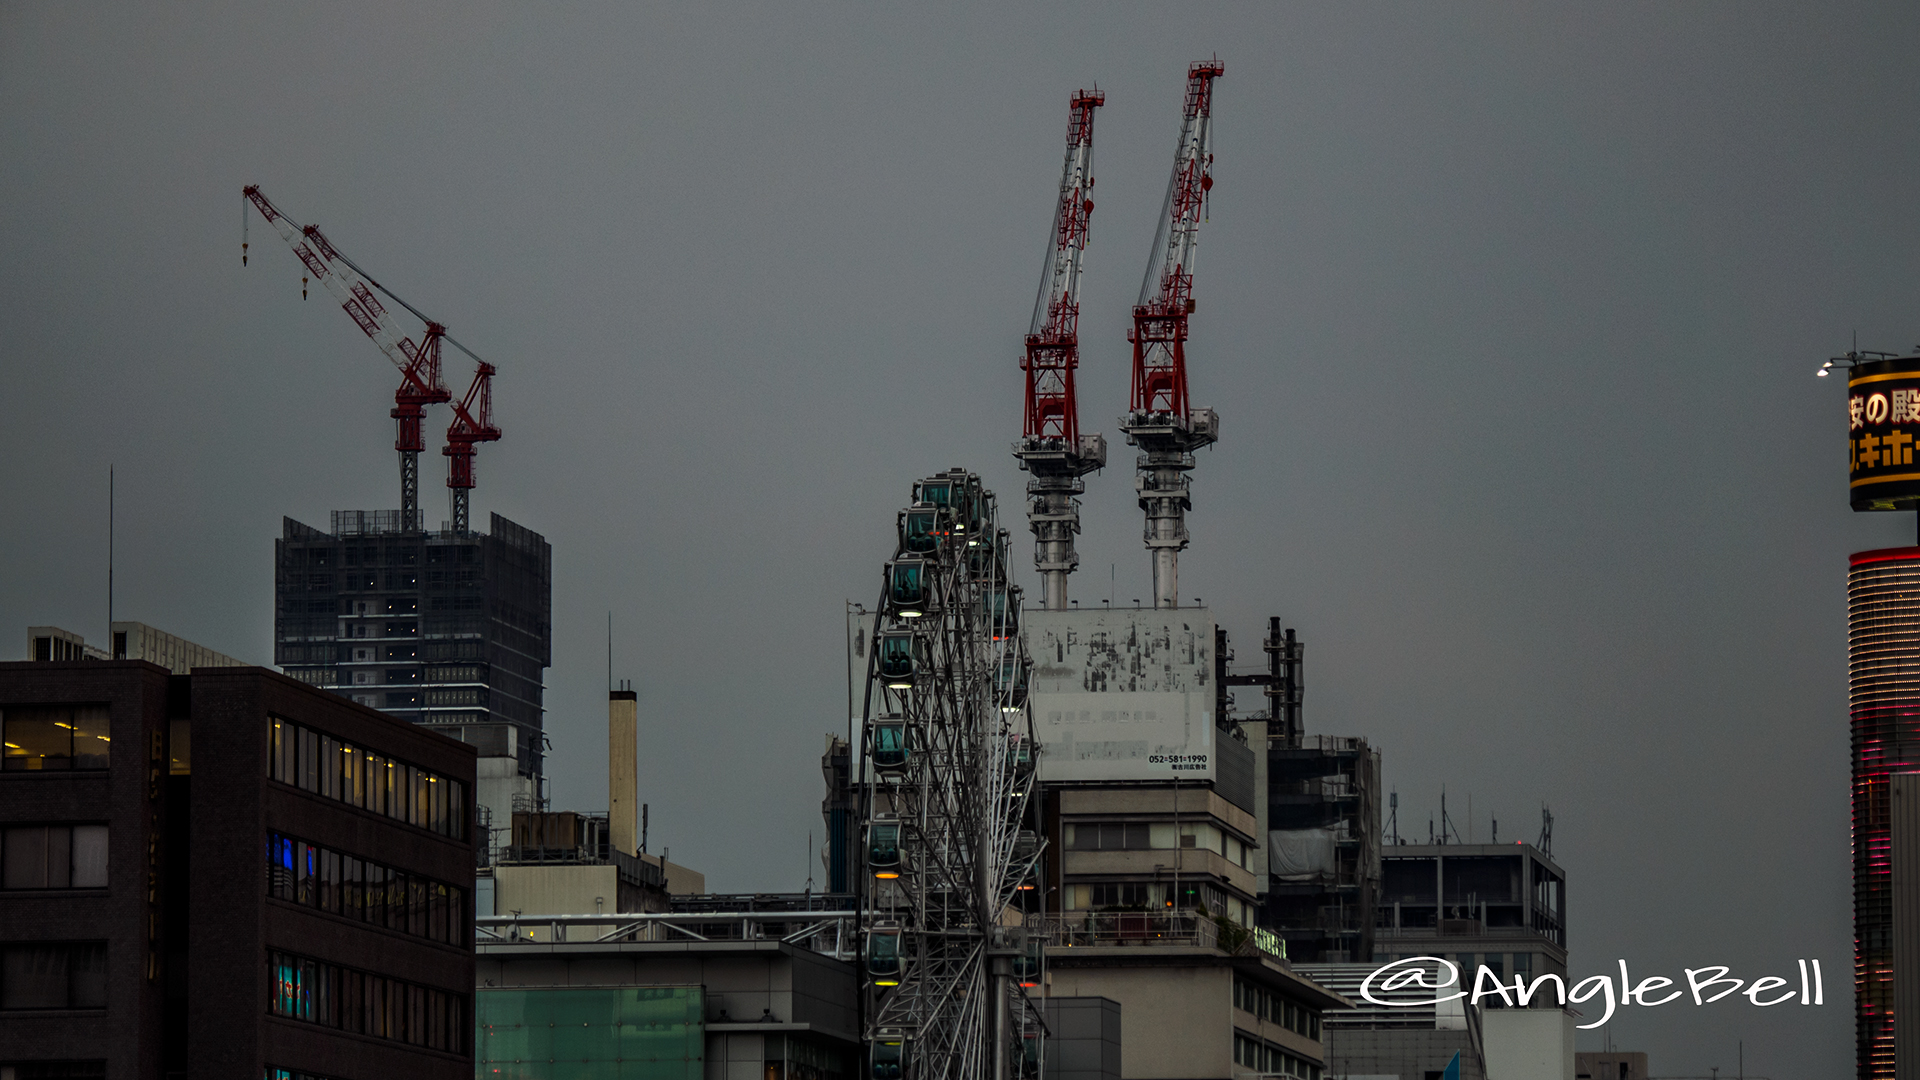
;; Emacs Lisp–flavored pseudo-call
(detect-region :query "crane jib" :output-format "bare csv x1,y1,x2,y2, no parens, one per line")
350,281,388,321
293,244,329,281
344,298,381,340
243,183,507,532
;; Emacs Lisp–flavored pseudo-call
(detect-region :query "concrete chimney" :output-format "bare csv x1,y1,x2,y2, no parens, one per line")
609,689,638,856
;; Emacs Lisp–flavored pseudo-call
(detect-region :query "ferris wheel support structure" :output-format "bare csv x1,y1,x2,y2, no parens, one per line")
857,468,1044,1080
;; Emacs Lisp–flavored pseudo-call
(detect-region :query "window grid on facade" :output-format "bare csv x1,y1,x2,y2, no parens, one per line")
1063,820,1249,867
1233,978,1321,1040
1233,1030,1320,1079
267,950,466,1054
266,717,466,840
266,833,466,947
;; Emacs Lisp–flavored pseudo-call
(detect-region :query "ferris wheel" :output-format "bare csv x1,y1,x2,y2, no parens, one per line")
857,468,1046,1080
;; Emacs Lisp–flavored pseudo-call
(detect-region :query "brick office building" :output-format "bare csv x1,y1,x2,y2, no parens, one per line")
0,661,475,1080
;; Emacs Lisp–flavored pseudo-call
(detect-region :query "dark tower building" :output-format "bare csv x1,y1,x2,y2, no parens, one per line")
1217,619,1382,963
1848,546,1920,1077
274,511,551,781
1263,734,1380,963
820,734,853,896
1840,352,1920,1077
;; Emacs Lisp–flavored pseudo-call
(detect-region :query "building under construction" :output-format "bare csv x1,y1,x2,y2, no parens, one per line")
1211,617,1383,963
244,188,550,779
274,510,551,780
1262,734,1381,964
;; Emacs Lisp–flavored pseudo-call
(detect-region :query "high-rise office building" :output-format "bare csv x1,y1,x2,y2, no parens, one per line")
273,511,551,781
0,659,476,1079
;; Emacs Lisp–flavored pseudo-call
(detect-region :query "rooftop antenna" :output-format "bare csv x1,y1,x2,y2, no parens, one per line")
1538,804,1554,857
107,465,114,639
607,611,613,694
1441,787,1462,845
1386,790,1400,845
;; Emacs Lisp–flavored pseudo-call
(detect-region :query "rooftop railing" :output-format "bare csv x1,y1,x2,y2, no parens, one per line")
1373,923,1556,940
476,909,856,959
493,845,666,889
1028,912,1284,959
669,893,858,914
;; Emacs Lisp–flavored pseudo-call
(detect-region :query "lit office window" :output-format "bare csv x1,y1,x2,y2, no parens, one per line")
265,717,466,840
1,707,110,771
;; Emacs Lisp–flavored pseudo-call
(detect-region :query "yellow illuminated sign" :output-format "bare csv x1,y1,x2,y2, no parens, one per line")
1848,360,1920,510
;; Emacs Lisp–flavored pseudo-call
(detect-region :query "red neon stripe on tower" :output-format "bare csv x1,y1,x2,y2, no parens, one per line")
1848,550,1920,1076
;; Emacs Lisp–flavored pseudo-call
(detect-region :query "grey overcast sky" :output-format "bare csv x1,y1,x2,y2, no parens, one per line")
4,3,1915,1071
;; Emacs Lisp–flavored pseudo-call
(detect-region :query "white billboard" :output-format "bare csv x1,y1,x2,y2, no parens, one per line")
1026,608,1215,782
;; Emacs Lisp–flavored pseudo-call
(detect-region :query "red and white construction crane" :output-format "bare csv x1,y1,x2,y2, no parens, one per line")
444,362,500,533
243,186,502,533
1119,62,1223,610
1014,89,1109,611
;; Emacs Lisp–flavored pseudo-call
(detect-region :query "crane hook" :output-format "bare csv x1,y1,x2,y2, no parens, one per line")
302,276,309,300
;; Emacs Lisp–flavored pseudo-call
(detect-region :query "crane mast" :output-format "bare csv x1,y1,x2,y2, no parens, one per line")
1119,62,1223,609
244,186,501,532
1014,90,1108,611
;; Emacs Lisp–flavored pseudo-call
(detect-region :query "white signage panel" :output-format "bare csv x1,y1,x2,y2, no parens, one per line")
1026,608,1215,782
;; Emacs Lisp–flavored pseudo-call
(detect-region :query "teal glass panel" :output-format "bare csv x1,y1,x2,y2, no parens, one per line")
902,509,938,553
476,985,703,1080
867,930,902,977
867,822,900,869
888,563,924,607
871,724,908,770
877,635,915,681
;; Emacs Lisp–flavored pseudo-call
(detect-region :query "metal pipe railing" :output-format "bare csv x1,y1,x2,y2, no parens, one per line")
475,910,859,958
